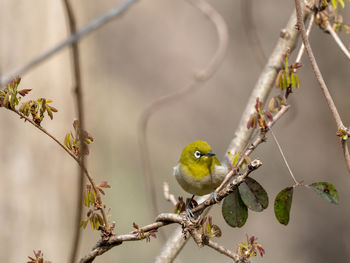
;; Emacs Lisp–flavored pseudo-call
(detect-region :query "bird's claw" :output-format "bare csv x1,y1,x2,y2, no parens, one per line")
209,190,220,203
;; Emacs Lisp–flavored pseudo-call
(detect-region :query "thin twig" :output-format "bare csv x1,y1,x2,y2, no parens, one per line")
342,140,350,172
326,23,350,60
270,128,298,184
61,0,87,262
11,109,109,231
295,12,315,63
294,0,350,174
192,159,262,215
137,0,228,221
0,0,138,86
207,240,245,262
217,105,291,193
294,0,345,130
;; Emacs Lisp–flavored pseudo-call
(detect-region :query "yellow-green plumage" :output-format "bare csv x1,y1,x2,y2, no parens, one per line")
174,140,227,196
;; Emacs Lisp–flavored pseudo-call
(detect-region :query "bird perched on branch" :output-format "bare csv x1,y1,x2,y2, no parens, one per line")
173,140,227,216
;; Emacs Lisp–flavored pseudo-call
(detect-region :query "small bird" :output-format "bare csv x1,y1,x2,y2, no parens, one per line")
173,140,228,197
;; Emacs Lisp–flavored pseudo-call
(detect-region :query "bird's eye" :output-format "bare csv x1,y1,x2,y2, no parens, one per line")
194,150,201,159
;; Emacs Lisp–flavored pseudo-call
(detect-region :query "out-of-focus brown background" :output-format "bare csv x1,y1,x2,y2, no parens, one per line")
1,0,350,262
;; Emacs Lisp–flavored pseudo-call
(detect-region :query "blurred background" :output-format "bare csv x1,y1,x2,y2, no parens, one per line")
0,0,350,262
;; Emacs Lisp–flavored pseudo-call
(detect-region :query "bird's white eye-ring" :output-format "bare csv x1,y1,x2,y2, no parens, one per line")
194,150,201,159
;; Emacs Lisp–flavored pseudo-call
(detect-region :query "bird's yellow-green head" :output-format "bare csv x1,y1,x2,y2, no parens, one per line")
179,140,221,179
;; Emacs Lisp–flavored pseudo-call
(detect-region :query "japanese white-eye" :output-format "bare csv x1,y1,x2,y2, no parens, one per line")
173,140,227,196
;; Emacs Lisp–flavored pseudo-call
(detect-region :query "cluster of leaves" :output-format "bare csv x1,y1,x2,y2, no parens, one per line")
64,120,94,156
27,250,51,263
275,182,338,225
312,0,350,33
19,98,58,125
237,235,265,259
200,216,221,240
80,182,110,230
0,77,58,125
222,176,268,228
132,222,158,242
247,98,273,130
0,77,27,109
275,49,301,97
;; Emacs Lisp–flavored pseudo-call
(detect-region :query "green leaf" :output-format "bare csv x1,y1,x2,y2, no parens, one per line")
308,182,339,204
279,74,283,90
238,177,268,212
274,187,293,225
291,73,297,88
222,187,248,228
284,55,289,74
65,133,72,150
84,191,89,207
80,219,89,229
332,0,337,8
282,73,287,90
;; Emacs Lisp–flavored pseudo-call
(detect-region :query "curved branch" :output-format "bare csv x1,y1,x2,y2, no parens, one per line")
241,0,266,68
0,0,138,86
137,0,229,220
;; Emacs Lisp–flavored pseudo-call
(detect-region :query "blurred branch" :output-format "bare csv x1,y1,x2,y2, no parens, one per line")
223,3,308,166
137,0,228,221
294,0,350,173
326,23,350,60
163,182,177,206
61,0,86,262
241,0,266,68
0,0,138,86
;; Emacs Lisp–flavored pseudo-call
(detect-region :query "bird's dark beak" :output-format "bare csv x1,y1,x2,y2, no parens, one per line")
204,152,216,157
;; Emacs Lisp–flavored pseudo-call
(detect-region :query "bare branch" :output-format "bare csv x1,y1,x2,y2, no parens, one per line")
294,0,350,174
61,0,87,262
137,0,229,221
326,23,350,60
341,140,350,173
294,0,345,130
207,240,246,262
0,0,138,86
